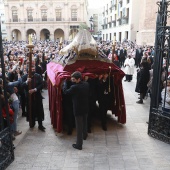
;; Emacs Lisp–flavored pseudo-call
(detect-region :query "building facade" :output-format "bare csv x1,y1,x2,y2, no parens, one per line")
102,0,140,42
0,0,7,40
4,0,88,41
87,8,103,40
136,0,158,46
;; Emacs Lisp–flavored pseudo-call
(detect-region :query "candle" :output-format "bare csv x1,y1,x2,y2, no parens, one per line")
28,34,32,45
113,36,116,45
60,37,62,43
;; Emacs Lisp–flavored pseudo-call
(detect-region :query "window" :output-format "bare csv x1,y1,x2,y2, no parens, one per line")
56,9,62,21
127,0,129,4
27,10,33,22
12,10,18,22
12,7,18,22
125,31,128,40
41,9,47,21
71,9,77,21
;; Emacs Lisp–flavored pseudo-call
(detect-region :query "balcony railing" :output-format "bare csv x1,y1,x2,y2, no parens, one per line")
122,15,129,19
42,17,47,21
12,18,18,22
71,18,77,21
112,3,117,8
28,18,33,22
117,18,129,25
8,18,78,22
56,18,62,21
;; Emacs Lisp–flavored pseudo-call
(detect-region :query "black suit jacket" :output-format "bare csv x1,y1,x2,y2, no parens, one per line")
63,81,89,117
120,49,127,58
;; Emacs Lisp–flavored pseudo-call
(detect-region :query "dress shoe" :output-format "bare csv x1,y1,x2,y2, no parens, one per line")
136,100,143,104
87,128,91,133
67,130,72,135
102,124,107,131
22,113,26,117
14,131,22,136
41,126,46,129
30,123,35,128
124,80,127,82
72,144,82,150
83,134,88,140
12,135,15,141
38,126,45,132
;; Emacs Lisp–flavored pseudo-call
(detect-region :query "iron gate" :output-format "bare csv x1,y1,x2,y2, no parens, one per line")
148,0,170,144
0,24,14,169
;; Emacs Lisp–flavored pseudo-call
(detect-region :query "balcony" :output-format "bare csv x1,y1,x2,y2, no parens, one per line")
112,3,116,8
117,18,121,21
71,18,77,21
42,17,47,21
12,18,18,22
28,18,33,22
8,18,73,23
122,17,129,24
56,18,62,21
122,15,129,19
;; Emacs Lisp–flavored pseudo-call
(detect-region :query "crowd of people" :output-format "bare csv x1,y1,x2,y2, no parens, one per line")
0,38,170,149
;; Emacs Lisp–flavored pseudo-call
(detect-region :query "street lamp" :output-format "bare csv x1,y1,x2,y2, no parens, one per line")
89,16,94,32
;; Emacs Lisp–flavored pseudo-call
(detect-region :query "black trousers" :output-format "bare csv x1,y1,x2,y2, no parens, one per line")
125,75,132,81
75,115,87,147
98,101,109,126
20,93,26,114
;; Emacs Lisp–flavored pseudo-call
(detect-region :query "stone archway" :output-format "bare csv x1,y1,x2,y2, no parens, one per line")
40,29,50,40
54,29,64,41
69,28,79,40
26,29,36,41
11,29,21,41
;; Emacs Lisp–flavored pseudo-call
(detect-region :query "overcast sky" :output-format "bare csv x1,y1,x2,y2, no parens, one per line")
88,0,104,8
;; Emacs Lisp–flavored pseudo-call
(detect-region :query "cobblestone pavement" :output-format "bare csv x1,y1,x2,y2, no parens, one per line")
7,70,170,170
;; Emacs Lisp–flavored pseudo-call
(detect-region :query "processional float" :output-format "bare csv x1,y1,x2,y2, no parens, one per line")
47,29,126,133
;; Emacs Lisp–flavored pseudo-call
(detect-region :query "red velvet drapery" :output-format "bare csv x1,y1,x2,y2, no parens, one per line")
47,60,126,133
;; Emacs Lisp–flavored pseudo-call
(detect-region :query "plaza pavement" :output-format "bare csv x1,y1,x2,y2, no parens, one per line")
7,69,170,170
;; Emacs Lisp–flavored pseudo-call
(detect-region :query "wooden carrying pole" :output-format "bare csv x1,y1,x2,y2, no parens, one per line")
112,36,116,63
27,35,34,127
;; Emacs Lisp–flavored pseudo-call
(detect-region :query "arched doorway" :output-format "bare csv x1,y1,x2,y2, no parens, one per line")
69,28,79,40
54,29,64,41
11,29,21,41
40,29,50,40
26,29,36,41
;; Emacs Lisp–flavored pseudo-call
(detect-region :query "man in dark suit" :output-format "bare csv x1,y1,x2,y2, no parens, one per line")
63,71,89,150
97,73,114,131
135,47,143,68
120,47,127,67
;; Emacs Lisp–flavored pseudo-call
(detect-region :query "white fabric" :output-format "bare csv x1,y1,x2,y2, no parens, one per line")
161,87,170,109
124,58,135,75
59,29,97,56
10,93,19,102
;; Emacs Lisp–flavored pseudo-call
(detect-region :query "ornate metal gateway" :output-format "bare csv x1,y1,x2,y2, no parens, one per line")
0,24,14,168
148,0,170,144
